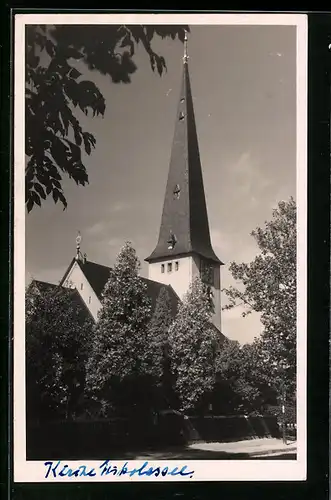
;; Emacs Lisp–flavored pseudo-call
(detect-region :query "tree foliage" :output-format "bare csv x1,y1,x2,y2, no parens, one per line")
86,241,154,416
26,282,93,422
214,339,277,415
168,277,220,413
147,287,175,408
223,198,296,395
25,24,189,212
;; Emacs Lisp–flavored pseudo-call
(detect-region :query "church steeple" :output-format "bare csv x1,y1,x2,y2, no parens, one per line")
145,33,221,265
145,32,222,331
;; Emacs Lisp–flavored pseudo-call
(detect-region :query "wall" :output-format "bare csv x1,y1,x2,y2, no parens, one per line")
192,255,221,331
149,254,221,331
148,255,194,300
62,261,101,321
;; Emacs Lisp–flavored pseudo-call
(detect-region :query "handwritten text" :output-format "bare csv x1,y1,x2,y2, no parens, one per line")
44,460,195,479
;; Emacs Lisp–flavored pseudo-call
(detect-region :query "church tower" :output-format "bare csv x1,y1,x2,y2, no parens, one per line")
145,33,223,331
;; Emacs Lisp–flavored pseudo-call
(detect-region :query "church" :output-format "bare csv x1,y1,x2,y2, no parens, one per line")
30,34,224,333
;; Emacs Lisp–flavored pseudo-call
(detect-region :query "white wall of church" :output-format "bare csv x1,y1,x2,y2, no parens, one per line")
62,261,101,321
148,255,222,331
148,256,194,300
192,254,221,332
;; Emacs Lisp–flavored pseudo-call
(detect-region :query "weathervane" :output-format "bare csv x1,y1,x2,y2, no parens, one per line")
183,30,189,64
76,231,82,260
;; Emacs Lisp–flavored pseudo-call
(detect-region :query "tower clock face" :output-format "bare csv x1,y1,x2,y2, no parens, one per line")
201,260,214,285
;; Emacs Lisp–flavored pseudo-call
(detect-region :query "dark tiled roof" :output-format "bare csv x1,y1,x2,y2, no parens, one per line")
31,270,226,339
78,260,111,298
31,280,58,294
145,60,222,265
140,277,180,317
77,260,180,317
30,280,93,320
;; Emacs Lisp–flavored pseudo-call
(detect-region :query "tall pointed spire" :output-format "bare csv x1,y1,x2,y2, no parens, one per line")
146,33,222,265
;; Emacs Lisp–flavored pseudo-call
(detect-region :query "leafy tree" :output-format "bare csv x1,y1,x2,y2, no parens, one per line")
168,276,220,413
214,338,277,415
222,198,296,397
146,286,174,408
25,24,189,212
86,241,153,416
26,282,93,422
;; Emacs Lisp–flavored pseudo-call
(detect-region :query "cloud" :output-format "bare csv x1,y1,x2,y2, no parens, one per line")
26,265,65,286
229,151,272,201
210,228,231,259
107,237,124,248
110,201,132,213
222,304,247,321
86,221,106,236
222,306,263,344
86,202,133,237
268,188,295,211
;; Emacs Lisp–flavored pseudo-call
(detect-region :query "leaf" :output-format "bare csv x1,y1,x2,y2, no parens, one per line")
52,189,59,203
25,24,186,212
27,198,34,213
84,137,91,155
57,191,68,210
74,127,82,146
156,55,166,76
45,39,55,58
69,67,82,80
34,182,46,200
66,47,83,60
30,190,40,203
120,33,130,48
26,166,34,182
50,137,69,173
52,179,61,190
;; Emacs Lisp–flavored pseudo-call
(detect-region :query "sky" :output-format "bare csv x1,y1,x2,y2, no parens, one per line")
25,24,297,344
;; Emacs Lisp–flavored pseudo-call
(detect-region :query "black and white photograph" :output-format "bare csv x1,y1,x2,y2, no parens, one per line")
14,13,307,482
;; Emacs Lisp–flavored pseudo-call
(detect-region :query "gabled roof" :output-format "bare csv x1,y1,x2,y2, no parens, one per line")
60,258,180,317
29,279,94,320
145,58,222,265
31,265,227,339
78,260,111,298
140,276,179,318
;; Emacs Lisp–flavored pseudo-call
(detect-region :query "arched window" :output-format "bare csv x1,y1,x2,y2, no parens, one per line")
167,232,177,250
173,184,181,199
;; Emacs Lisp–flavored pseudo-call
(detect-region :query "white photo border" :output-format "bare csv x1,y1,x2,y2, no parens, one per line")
14,12,308,483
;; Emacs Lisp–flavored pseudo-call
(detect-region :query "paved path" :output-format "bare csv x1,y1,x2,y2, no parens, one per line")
188,438,297,457
117,438,297,460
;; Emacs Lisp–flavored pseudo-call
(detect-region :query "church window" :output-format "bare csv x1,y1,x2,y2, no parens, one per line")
161,264,165,273
167,231,177,250
180,98,185,103
200,260,214,286
80,283,83,290
173,184,181,199
88,296,91,304
167,262,172,273
175,261,179,271
179,111,185,121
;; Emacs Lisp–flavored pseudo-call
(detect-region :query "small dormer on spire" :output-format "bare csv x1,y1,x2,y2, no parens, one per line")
183,30,189,64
